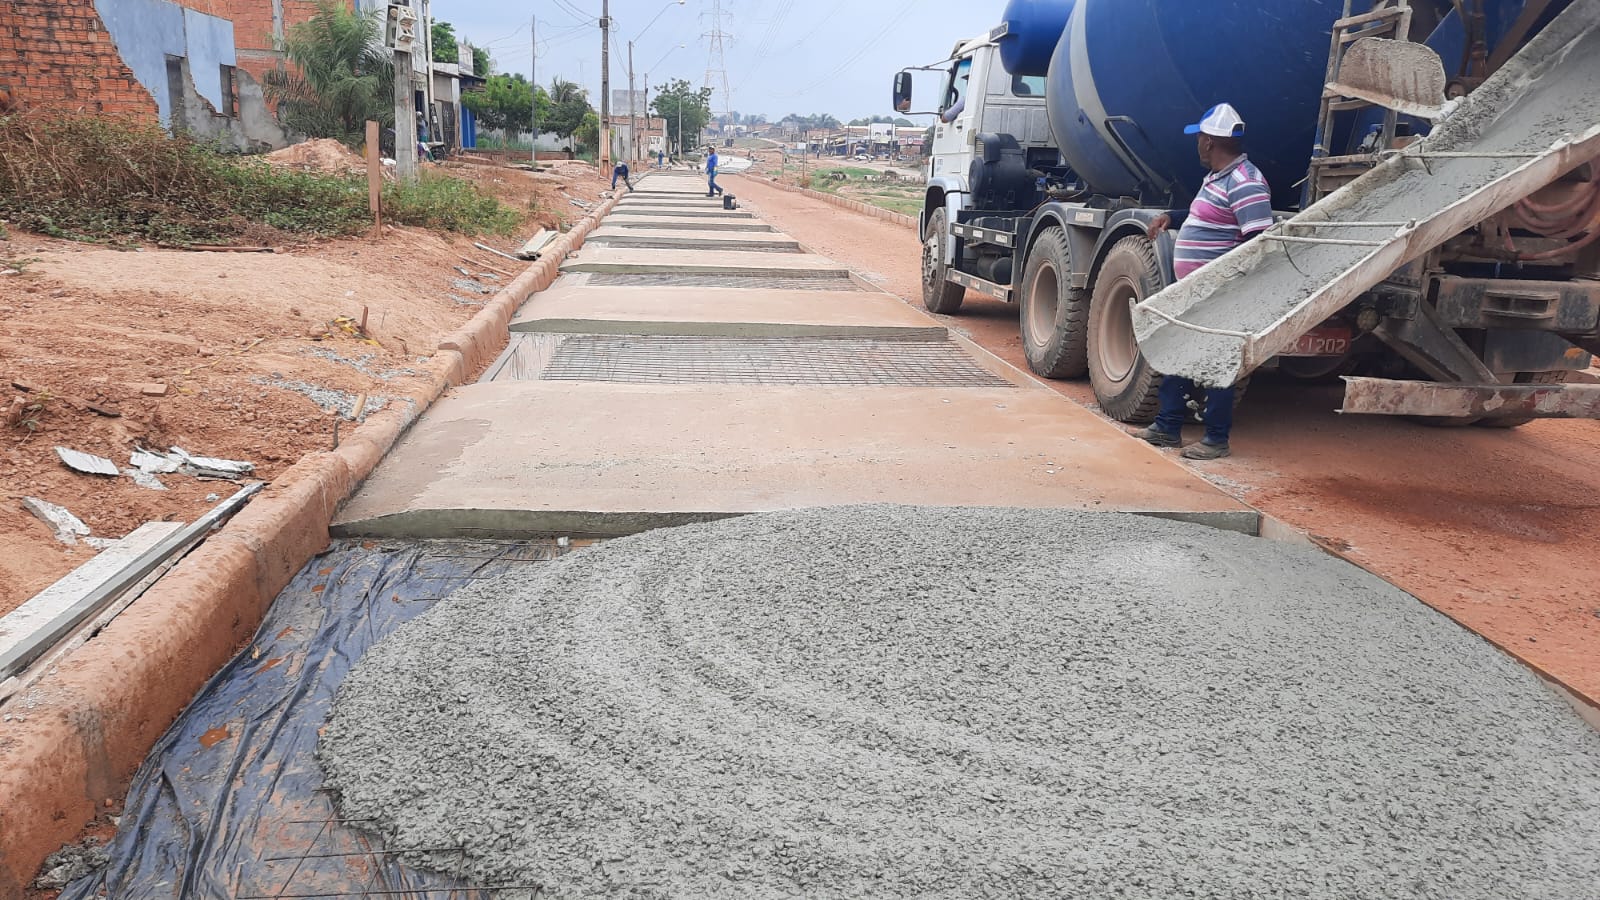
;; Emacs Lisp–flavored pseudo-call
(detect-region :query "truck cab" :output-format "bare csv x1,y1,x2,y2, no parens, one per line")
909,32,1054,314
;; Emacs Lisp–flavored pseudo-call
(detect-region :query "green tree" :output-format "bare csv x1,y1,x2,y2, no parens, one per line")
462,73,550,134
431,21,459,63
265,0,393,145
544,78,593,143
576,110,600,151
651,79,713,153
471,45,491,77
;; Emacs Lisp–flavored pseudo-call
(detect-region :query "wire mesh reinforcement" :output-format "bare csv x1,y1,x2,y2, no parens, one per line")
537,335,1013,386
587,272,862,290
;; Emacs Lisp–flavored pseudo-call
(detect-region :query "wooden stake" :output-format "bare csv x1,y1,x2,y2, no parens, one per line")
366,119,382,233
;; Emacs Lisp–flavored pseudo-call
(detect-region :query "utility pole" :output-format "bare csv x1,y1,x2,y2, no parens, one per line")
537,14,544,164
628,40,637,164
600,0,611,169
392,8,418,181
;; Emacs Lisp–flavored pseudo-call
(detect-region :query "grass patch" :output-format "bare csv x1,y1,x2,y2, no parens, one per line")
383,173,520,236
0,112,521,244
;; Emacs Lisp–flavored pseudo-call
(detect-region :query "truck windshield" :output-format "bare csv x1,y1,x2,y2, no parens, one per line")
1012,74,1046,97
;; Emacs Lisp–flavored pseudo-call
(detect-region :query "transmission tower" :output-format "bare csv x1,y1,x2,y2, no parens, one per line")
702,0,734,131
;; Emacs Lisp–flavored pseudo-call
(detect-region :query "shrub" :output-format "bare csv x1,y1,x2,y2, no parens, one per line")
382,173,521,236
0,113,523,243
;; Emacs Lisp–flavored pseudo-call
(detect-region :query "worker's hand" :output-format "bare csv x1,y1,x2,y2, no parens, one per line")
1146,213,1171,240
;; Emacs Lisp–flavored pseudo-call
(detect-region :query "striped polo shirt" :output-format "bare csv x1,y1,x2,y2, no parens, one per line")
1173,155,1272,278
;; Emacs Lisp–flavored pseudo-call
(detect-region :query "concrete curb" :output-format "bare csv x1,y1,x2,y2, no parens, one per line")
0,191,620,896
740,174,920,231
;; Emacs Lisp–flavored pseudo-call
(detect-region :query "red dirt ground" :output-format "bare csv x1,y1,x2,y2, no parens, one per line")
730,172,1600,708
0,162,605,618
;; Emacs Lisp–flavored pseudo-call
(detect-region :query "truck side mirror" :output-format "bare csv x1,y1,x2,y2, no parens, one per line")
893,72,913,113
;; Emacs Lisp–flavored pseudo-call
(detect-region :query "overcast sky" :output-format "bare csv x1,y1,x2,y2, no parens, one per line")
433,0,1000,121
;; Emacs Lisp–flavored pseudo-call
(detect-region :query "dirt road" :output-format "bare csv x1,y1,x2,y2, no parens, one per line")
729,173,1600,708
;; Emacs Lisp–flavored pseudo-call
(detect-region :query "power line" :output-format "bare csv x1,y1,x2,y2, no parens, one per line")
770,0,917,101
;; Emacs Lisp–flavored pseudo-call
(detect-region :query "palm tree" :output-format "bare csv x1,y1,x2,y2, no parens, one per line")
265,0,393,145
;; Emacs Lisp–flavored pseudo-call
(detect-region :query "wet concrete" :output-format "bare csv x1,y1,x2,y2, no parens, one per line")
322,505,1600,899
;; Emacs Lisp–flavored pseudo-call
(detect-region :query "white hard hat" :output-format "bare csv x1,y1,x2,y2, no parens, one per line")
1184,103,1246,138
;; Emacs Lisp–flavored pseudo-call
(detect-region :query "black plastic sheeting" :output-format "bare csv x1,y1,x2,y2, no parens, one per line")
63,539,566,900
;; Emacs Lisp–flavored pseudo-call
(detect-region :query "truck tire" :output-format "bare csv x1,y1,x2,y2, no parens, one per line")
1019,226,1089,378
1088,236,1165,423
922,207,966,314
1475,370,1571,429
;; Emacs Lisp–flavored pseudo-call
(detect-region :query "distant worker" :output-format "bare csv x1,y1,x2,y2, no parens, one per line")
612,161,634,192
1132,103,1272,461
658,149,665,168
706,146,724,197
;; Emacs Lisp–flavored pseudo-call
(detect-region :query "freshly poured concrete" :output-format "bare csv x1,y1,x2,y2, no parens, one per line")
510,286,945,338
324,506,1600,899
560,246,848,275
332,380,1254,537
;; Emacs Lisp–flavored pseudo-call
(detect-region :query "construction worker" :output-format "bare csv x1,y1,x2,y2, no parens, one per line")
611,161,633,192
1132,103,1272,461
706,146,724,197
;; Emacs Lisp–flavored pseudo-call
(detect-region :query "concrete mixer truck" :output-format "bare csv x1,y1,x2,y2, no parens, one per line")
897,0,1600,425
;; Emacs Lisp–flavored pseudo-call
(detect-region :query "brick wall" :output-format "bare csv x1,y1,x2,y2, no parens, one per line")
0,0,158,117
0,0,360,123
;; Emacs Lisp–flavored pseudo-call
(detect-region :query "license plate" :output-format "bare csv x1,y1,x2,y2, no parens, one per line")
1282,326,1352,357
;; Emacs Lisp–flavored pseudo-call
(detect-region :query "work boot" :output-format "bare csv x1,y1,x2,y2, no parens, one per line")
1129,426,1181,448
1181,441,1231,460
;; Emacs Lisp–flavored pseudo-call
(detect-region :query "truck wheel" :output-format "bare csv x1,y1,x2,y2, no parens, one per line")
1088,236,1165,423
1019,226,1088,378
922,207,966,314
1475,370,1570,429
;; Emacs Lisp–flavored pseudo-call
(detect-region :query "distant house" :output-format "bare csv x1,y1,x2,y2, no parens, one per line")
0,0,412,152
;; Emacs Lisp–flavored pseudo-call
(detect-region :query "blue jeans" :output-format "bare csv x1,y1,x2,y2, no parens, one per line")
708,172,721,195
612,173,632,190
1153,376,1235,446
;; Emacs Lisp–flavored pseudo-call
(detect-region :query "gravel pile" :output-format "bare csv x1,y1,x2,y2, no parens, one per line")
321,506,1600,899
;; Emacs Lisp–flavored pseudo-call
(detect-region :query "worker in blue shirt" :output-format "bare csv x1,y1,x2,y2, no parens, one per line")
611,161,633,192
706,147,724,197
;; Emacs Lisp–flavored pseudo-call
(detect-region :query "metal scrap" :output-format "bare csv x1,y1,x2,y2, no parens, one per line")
55,447,120,477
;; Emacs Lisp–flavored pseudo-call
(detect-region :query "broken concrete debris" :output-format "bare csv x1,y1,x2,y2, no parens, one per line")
516,229,557,260
22,497,92,546
55,446,120,477
129,447,255,480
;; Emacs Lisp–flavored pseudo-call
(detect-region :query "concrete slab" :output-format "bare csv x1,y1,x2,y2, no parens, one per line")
587,230,802,252
509,286,946,338
589,226,792,243
616,197,724,207
608,208,754,219
332,381,1257,539
605,218,778,232
560,246,848,276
